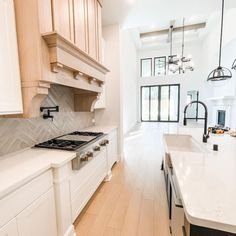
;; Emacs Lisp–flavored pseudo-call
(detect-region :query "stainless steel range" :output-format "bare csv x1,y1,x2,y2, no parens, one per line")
34,131,109,170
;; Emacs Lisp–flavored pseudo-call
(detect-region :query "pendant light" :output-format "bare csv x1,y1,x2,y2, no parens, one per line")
179,18,194,73
207,0,232,82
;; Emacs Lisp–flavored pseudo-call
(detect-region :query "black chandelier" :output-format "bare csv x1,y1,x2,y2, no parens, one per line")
207,0,232,82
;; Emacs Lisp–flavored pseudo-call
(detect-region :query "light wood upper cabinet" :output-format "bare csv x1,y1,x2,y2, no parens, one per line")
51,0,74,42
0,0,23,115
73,0,88,52
96,1,102,62
87,0,97,59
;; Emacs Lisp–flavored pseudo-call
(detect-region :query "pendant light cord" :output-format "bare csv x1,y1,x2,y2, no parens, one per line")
182,18,185,60
219,0,225,66
170,26,173,56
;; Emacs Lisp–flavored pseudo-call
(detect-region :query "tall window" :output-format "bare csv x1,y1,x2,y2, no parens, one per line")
141,84,180,122
141,58,152,77
154,57,166,76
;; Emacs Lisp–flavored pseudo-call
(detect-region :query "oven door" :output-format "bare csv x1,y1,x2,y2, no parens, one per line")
168,166,185,236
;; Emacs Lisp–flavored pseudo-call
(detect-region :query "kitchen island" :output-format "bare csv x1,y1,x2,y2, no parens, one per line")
164,127,236,235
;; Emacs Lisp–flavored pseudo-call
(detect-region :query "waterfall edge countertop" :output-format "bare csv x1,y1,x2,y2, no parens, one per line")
168,127,236,234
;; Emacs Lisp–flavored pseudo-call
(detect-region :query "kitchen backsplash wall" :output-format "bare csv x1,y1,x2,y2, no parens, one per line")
0,85,94,158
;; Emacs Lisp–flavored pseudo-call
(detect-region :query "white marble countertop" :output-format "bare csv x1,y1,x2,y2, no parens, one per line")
0,125,116,200
167,127,236,233
0,148,76,200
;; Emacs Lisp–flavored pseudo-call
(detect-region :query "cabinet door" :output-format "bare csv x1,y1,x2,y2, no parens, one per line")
52,0,74,42
96,0,102,62
0,0,23,115
0,218,18,236
17,189,57,236
87,0,97,59
74,0,88,52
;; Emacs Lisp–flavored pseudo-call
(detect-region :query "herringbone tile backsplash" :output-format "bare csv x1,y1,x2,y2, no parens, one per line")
0,85,94,158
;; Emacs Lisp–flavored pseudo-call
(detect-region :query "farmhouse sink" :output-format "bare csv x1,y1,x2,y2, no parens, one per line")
163,133,207,177
163,134,206,153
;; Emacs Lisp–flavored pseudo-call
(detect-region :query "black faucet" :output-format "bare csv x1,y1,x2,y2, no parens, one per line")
40,106,59,121
183,101,209,143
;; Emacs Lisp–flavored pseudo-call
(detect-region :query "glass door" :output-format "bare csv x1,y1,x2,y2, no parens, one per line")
141,84,180,122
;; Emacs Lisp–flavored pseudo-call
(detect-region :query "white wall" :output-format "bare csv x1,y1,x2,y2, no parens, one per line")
137,42,208,123
203,8,236,128
120,30,138,135
94,24,124,158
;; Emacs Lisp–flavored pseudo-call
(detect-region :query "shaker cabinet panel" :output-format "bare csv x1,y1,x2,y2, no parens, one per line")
51,0,74,42
74,0,88,52
96,1,102,62
0,0,23,115
0,218,18,236
37,0,53,34
87,0,97,59
17,189,57,236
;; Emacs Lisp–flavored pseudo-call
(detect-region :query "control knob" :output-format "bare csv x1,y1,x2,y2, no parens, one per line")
93,146,101,151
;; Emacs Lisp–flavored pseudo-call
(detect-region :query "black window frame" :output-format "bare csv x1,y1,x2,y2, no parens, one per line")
140,84,180,123
140,58,152,77
154,56,166,76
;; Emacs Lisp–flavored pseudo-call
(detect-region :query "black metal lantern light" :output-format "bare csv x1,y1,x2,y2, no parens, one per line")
207,0,232,82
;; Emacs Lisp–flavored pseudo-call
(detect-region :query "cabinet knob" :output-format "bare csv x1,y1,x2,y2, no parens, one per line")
93,146,100,151
99,139,109,146
86,151,93,157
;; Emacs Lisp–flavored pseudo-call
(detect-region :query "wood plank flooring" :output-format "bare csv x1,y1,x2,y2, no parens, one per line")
75,123,171,236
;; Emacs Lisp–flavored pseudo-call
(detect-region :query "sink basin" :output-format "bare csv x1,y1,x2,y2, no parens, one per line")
163,134,206,153
163,134,207,172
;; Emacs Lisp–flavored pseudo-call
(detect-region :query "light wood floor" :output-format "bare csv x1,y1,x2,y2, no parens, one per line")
74,123,171,236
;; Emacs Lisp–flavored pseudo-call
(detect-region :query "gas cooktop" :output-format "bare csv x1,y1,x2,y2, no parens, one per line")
34,131,104,151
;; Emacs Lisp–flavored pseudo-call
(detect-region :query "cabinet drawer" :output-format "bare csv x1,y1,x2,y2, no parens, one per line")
0,218,18,236
0,170,53,228
70,149,106,198
71,156,106,221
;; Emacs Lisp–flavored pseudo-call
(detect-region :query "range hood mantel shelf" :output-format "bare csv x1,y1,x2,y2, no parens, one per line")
42,32,109,82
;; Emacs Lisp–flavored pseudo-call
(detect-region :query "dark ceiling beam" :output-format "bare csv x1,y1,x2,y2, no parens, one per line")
140,22,206,39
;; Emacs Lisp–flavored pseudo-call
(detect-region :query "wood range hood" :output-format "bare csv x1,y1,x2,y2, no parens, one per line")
14,0,109,118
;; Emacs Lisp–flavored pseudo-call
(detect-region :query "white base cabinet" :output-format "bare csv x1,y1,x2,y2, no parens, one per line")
0,218,18,236
17,189,57,236
70,148,107,221
107,129,118,170
0,170,57,236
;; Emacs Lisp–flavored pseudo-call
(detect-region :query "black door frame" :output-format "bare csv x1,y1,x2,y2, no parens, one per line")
140,84,180,123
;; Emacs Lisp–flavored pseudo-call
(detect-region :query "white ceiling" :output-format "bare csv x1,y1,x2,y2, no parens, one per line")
102,0,236,29
102,0,236,49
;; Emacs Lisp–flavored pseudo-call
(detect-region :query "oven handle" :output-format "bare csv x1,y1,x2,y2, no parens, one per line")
168,166,183,208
